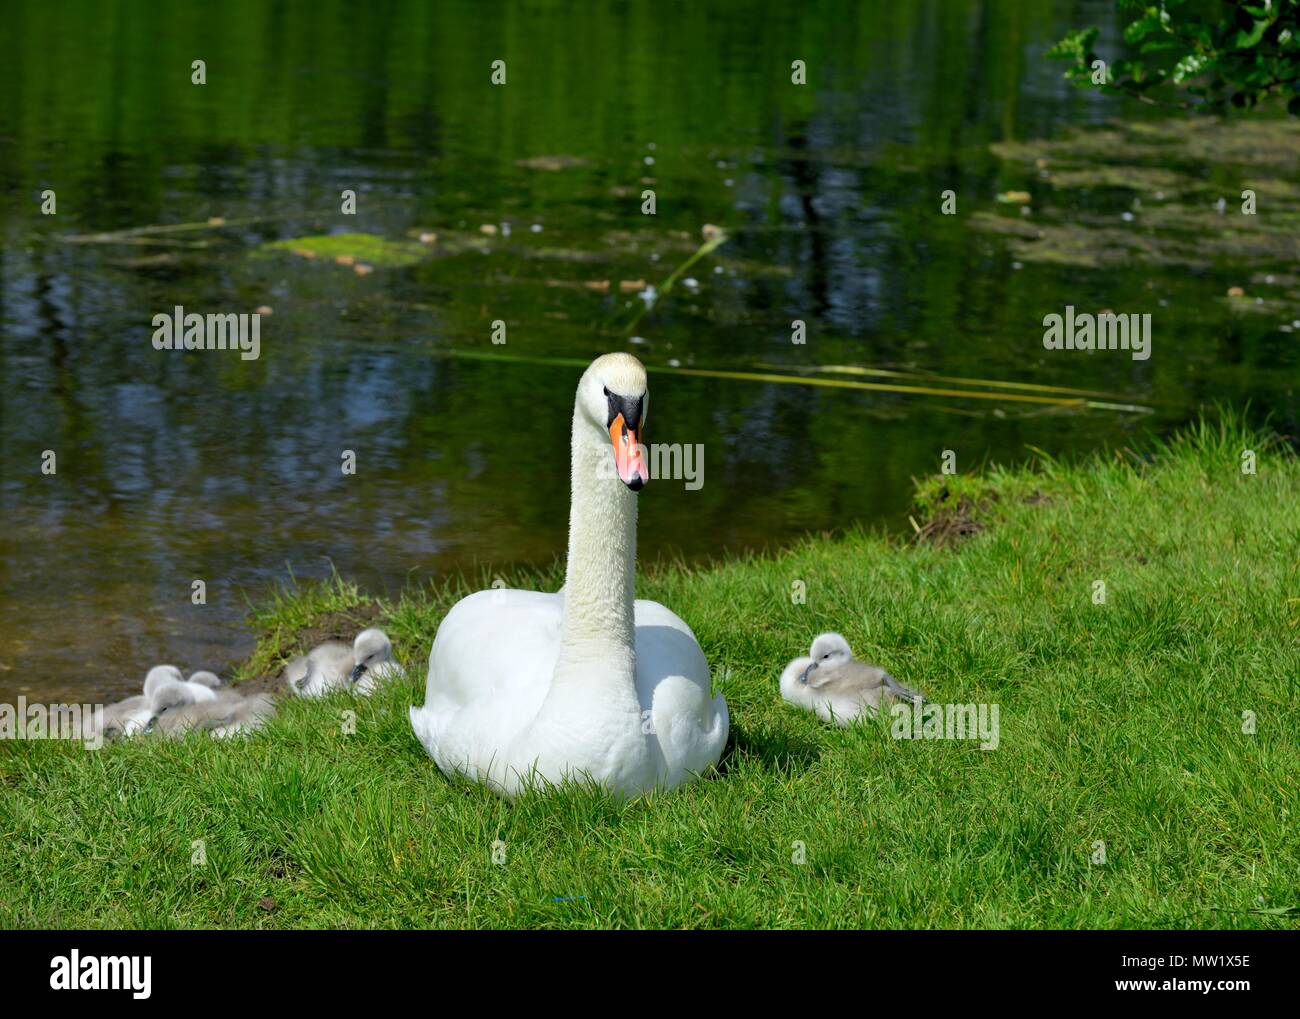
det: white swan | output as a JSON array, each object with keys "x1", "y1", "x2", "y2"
[
  {"x1": 410, "y1": 352, "x2": 729, "y2": 799},
  {"x1": 146, "y1": 679, "x2": 208, "y2": 737}
]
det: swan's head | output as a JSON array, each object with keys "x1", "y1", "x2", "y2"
[
  {"x1": 350, "y1": 628, "x2": 393, "y2": 683},
  {"x1": 579, "y1": 352, "x2": 648, "y2": 491},
  {"x1": 143, "y1": 665, "x2": 185, "y2": 698},
  {"x1": 802, "y1": 632, "x2": 853, "y2": 682}
]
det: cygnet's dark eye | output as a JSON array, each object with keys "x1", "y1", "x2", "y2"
[{"x1": 823, "y1": 653, "x2": 831, "y2": 659}]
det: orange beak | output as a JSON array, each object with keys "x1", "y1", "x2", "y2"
[{"x1": 608, "y1": 413, "x2": 646, "y2": 490}]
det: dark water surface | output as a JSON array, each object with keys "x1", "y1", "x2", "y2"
[{"x1": 1, "y1": 0, "x2": 1296, "y2": 701}]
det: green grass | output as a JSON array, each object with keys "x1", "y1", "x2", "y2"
[{"x1": 2, "y1": 416, "x2": 1298, "y2": 929}]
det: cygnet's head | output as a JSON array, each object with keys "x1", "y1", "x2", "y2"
[
  {"x1": 802, "y1": 633, "x2": 853, "y2": 683},
  {"x1": 188, "y1": 670, "x2": 222, "y2": 689},
  {"x1": 143, "y1": 665, "x2": 185, "y2": 698},
  {"x1": 577, "y1": 352, "x2": 649, "y2": 491},
  {"x1": 349, "y1": 628, "x2": 393, "y2": 683}
]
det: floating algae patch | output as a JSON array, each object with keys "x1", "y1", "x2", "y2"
[
  {"x1": 969, "y1": 215, "x2": 1165, "y2": 269},
  {"x1": 1044, "y1": 164, "x2": 1199, "y2": 195},
  {"x1": 254, "y1": 232, "x2": 429, "y2": 268},
  {"x1": 515, "y1": 154, "x2": 588, "y2": 171},
  {"x1": 981, "y1": 116, "x2": 1300, "y2": 273},
  {"x1": 402, "y1": 228, "x2": 495, "y2": 254},
  {"x1": 992, "y1": 117, "x2": 1300, "y2": 178},
  {"x1": 971, "y1": 209, "x2": 1300, "y2": 270}
]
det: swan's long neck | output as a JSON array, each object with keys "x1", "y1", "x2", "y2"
[{"x1": 550, "y1": 407, "x2": 638, "y2": 694}]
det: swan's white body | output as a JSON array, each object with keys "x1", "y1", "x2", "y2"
[
  {"x1": 410, "y1": 353, "x2": 728, "y2": 799},
  {"x1": 779, "y1": 654, "x2": 872, "y2": 725},
  {"x1": 413, "y1": 589, "x2": 727, "y2": 797}
]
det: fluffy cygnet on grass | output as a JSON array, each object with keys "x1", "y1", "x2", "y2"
[
  {"x1": 285, "y1": 629, "x2": 401, "y2": 697},
  {"x1": 148, "y1": 680, "x2": 275, "y2": 739},
  {"x1": 348, "y1": 628, "x2": 402, "y2": 695},
  {"x1": 92, "y1": 666, "x2": 209, "y2": 740},
  {"x1": 780, "y1": 632, "x2": 923, "y2": 727},
  {"x1": 283, "y1": 642, "x2": 355, "y2": 697},
  {"x1": 144, "y1": 665, "x2": 218, "y2": 703}
]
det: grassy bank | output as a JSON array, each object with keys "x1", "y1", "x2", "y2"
[{"x1": 2, "y1": 417, "x2": 1297, "y2": 929}]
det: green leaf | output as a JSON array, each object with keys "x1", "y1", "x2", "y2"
[
  {"x1": 1047, "y1": 27, "x2": 1099, "y2": 63},
  {"x1": 1232, "y1": 19, "x2": 1272, "y2": 50},
  {"x1": 1139, "y1": 38, "x2": 1185, "y2": 53},
  {"x1": 1172, "y1": 53, "x2": 1210, "y2": 82},
  {"x1": 1124, "y1": 10, "x2": 1169, "y2": 45}
]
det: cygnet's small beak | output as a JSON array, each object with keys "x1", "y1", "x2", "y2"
[
  {"x1": 800, "y1": 661, "x2": 818, "y2": 684},
  {"x1": 608, "y1": 413, "x2": 646, "y2": 491},
  {"x1": 349, "y1": 662, "x2": 368, "y2": 684}
]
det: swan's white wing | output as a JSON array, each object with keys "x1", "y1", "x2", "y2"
[
  {"x1": 634, "y1": 600, "x2": 729, "y2": 786},
  {"x1": 412, "y1": 589, "x2": 562, "y2": 782}
]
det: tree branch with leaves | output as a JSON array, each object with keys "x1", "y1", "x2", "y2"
[{"x1": 1049, "y1": 0, "x2": 1300, "y2": 114}]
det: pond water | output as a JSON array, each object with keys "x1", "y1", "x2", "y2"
[{"x1": 1, "y1": 0, "x2": 1296, "y2": 702}]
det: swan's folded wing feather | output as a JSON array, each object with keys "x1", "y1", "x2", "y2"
[
  {"x1": 416, "y1": 589, "x2": 563, "y2": 778},
  {"x1": 634, "y1": 600, "x2": 728, "y2": 781},
  {"x1": 424, "y1": 589, "x2": 562, "y2": 706}
]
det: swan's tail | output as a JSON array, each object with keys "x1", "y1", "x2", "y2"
[{"x1": 409, "y1": 704, "x2": 439, "y2": 759}]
